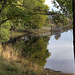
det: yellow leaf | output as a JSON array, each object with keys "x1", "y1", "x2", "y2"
[{"x1": 17, "y1": 1, "x2": 22, "y2": 5}]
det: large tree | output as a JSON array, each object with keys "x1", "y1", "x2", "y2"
[
  {"x1": 0, "y1": 0, "x2": 49, "y2": 42},
  {"x1": 0, "y1": 0, "x2": 49, "y2": 26}
]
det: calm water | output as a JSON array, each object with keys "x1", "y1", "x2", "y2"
[
  {"x1": 7, "y1": 26, "x2": 74, "y2": 74},
  {"x1": 44, "y1": 30, "x2": 75, "y2": 74}
]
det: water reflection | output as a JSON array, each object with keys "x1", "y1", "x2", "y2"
[
  {"x1": 50, "y1": 24, "x2": 73, "y2": 40},
  {"x1": 3, "y1": 24, "x2": 74, "y2": 73},
  {"x1": 44, "y1": 30, "x2": 75, "y2": 74},
  {"x1": 6, "y1": 36, "x2": 50, "y2": 67}
]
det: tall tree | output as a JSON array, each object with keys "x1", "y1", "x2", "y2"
[{"x1": 0, "y1": 0, "x2": 49, "y2": 42}]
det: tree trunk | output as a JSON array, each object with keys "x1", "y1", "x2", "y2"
[{"x1": 73, "y1": 0, "x2": 75, "y2": 60}]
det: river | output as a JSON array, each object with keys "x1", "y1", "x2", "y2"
[
  {"x1": 44, "y1": 30, "x2": 75, "y2": 74},
  {"x1": 5, "y1": 25, "x2": 74, "y2": 74}
]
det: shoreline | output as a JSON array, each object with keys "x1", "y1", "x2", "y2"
[{"x1": 0, "y1": 27, "x2": 74, "y2": 75}]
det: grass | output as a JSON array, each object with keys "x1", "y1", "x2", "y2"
[
  {"x1": 0, "y1": 57, "x2": 73, "y2": 75},
  {"x1": 0, "y1": 34, "x2": 74, "y2": 75},
  {"x1": 0, "y1": 56, "x2": 43, "y2": 75}
]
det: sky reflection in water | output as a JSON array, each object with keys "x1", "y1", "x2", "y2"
[{"x1": 44, "y1": 30, "x2": 75, "y2": 74}]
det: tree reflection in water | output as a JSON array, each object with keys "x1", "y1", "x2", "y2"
[{"x1": 13, "y1": 36, "x2": 51, "y2": 67}]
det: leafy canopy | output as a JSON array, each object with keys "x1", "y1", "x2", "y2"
[
  {"x1": 52, "y1": 0, "x2": 72, "y2": 14},
  {"x1": 0, "y1": 0, "x2": 49, "y2": 42}
]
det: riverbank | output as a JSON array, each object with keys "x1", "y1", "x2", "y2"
[
  {"x1": 0, "y1": 57, "x2": 73, "y2": 75},
  {"x1": 0, "y1": 38, "x2": 73, "y2": 75},
  {"x1": 0, "y1": 25, "x2": 73, "y2": 75},
  {"x1": 10, "y1": 27, "x2": 51, "y2": 38},
  {"x1": 10, "y1": 23, "x2": 73, "y2": 39}
]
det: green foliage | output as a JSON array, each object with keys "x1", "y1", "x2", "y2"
[
  {"x1": 53, "y1": 14, "x2": 68, "y2": 25},
  {"x1": 0, "y1": 0, "x2": 49, "y2": 27},
  {"x1": 24, "y1": 14, "x2": 47, "y2": 29},
  {"x1": 0, "y1": 20, "x2": 11, "y2": 42},
  {"x1": 0, "y1": 28, "x2": 10, "y2": 42},
  {"x1": 52, "y1": 0, "x2": 72, "y2": 15},
  {"x1": 52, "y1": 0, "x2": 73, "y2": 25},
  {"x1": 0, "y1": 0, "x2": 49, "y2": 42},
  {"x1": 26, "y1": 38, "x2": 50, "y2": 66},
  {"x1": 13, "y1": 37, "x2": 50, "y2": 67}
]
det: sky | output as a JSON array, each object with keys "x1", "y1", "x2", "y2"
[{"x1": 44, "y1": 0, "x2": 60, "y2": 11}]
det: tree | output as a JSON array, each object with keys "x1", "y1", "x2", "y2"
[
  {"x1": 0, "y1": 0, "x2": 49, "y2": 42},
  {"x1": 0, "y1": 0, "x2": 49, "y2": 27},
  {"x1": 50, "y1": 0, "x2": 73, "y2": 26},
  {"x1": 0, "y1": 0, "x2": 30, "y2": 42},
  {"x1": 13, "y1": 37, "x2": 50, "y2": 67},
  {"x1": 52, "y1": 0, "x2": 72, "y2": 15},
  {"x1": 24, "y1": 14, "x2": 48, "y2": 29},
  {"x1": 53, "y1": 14, "x2": 68, "y2": 25}
]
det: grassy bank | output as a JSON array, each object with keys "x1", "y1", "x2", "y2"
[
  {"x1": 0, "y1": 57, "x2": 72, "y2": 75},
  {"x1": 0, "y1": 44, "x2": 73, "y2": 75}
]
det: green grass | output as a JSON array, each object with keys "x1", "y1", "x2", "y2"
[{"x1": 0, "y1": 43, "x2": 73, "y2": 75}]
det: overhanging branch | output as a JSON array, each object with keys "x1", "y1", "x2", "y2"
[{"x1": 0, "y1": 17, "x2": 12, "y2": 27}]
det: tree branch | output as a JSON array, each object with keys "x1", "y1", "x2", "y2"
[
  {"x1": 11, "y1": 4, "x2": 30, "y2": 10},
  {"x1": 0, "y1": 17, "x2": 12, "y2": 27},
  {"x1": 56, "y1": 0, "x2": 67, "y2": 6}
]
